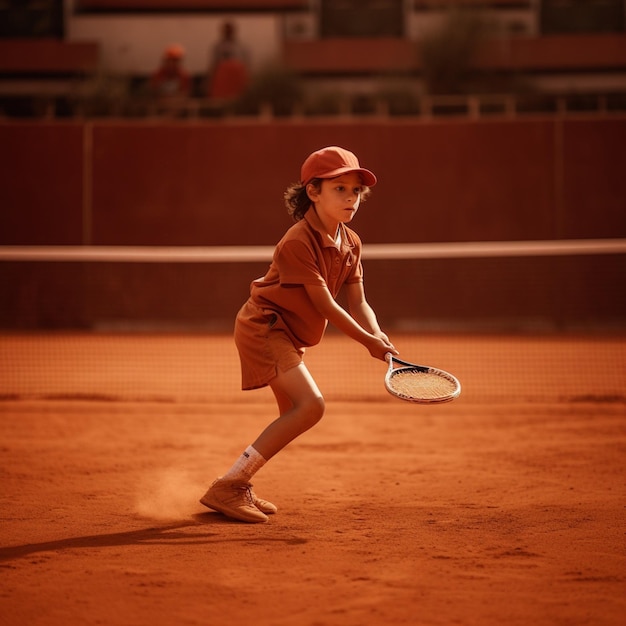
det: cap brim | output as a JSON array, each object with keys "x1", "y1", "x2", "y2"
[{"x1": 319, "y1": 167, "x2": 377, "y2": 187}]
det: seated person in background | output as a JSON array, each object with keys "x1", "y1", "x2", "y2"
[
  {"x1": 150, "y1": 44, "x2": 191, "y2": 102},
  {"x1": 207, "y1": 21, "x2": 249, "y2": 100}
]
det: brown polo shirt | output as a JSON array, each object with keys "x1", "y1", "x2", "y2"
[{"x1": 248, "y1": 208, "x2": 364, "y2": 348}]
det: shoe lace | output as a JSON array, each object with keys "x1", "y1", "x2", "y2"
[{"x1": 235, "y1": 483, "x2": 255, "y2": 506}]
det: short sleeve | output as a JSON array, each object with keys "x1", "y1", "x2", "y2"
[{"x1": 275, "y1": 239, "x2": 326, "y2": 287}]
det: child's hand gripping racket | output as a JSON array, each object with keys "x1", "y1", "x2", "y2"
[{"x1": 384, "y1": 354, "x2": 461, "y2": 404}]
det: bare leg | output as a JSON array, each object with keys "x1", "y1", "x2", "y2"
[
  {"x1": 252, "y1": 362, "x2": 325, "y2": 461},
  {"x1": 199, "y1": 363, "x2": 324, "y2": 522}
]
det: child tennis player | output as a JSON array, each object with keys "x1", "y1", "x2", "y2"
[{"x1": 200, "y1": 146, "x2": 397, "y2": 522}]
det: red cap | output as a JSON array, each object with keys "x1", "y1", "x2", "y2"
[
  {"x1": 164, "y1": 44, "x2": 185, "y2": 60},
  {"x1": 300, "y1": 146, "x2": 377, "y2": 187}
]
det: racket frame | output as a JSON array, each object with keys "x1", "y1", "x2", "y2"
[{"x1": 384, "y1": 354, "x2": 461, "y2": 404}]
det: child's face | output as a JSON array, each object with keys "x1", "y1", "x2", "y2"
[{"x1": 308, "y1": 172, "x2": 364, "y2": 233}]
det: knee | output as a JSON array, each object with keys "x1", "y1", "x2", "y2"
[{"x1": 301, "y1": 394, "x2": 325, "y2": 429}]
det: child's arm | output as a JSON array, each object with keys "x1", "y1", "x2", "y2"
[
  {"x1": 344, "y1": 281, "x2": 389, "y2": 338},
  {"x1": 304, "y1": 283, "x2": 396, "y2": 360}
]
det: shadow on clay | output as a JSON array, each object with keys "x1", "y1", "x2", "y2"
[{"x1": 0, "y1": 513, "x2": 307, "y2": 563}]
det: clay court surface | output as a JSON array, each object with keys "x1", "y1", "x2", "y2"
[{"x1": 1, "y1": 333, "x2": 625, "y2": 626}]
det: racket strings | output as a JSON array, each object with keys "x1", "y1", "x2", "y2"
[{"x1": 388, "y1": 370, "x2": 457, "y2": 400}]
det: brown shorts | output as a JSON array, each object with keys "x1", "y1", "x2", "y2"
[{"x1": 234, "y1": 301, "x2": 305, "y2": 390}]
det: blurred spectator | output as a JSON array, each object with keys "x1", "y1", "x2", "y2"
[
  {"x1": 207, "y1": 22, "x2": 250, "y2": 100},
  {"x1": 150, "y1": 44, "x2": 191, "y2": 103}
]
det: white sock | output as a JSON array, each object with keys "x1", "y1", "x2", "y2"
[{"x1": 221, "y1": 445, "x2": 266, "y2": 482}]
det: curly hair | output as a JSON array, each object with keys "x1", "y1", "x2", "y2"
[{"x1": 284, "y1": 178, "x2": 372, "y2": 222}]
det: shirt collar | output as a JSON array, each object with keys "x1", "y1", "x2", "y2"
[{"x1": 304, "y1": 208, "x2": 354, "y2": 251}]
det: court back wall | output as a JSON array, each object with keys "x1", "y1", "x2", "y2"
[
  {"x1": 2, "y1": 117, "x2": 625, "y2": 246},
  {"x1": 2, "y1": 117, "x2": 625, "y2": 330}
]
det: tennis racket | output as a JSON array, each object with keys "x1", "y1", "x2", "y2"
[{"x1": 384, "y1": 354, "x2": 461, "y2": 404}]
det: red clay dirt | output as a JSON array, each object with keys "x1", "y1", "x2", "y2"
[{"x1": 1, "y1": 334, "x2": 624, "y2": 626}]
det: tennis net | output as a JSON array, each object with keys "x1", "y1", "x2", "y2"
[{"x1": 1, "y1": 240, "x2": 625, "y2": 404}]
